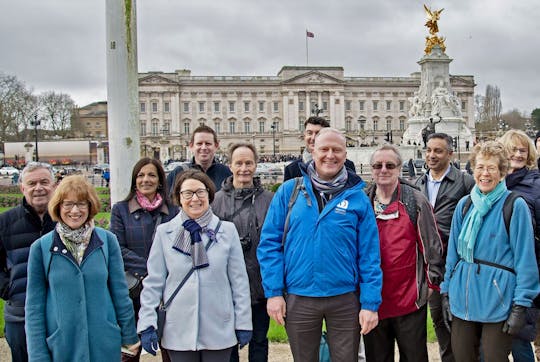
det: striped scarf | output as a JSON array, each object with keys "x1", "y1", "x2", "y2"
[
  {"x1": 173, "y1": 209, "x2": 217, "y2": 269},
  {"x1": 307, "y1": 161, "x2": 348, "y2": 206}
]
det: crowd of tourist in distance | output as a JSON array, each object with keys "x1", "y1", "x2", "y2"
[{"x1": 2, "y1": 117, "x2": 540, "y2": 362}]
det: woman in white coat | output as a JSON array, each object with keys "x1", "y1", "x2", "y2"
[{"x1": 137, "y1": 169, "x2": 252, "y2": 362}]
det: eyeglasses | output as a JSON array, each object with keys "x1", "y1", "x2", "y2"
[
  {"x1": 474, "y1": 165, "x2": 499, "y2": 174},
  {"x1": 61, "y1": 201, "x2": 89, "y2": 210},
  {"x1": 511, "y1": 147, "x2": 528, "y2": 155},
  {"x1": 180, "y1": 188, "x2": 209, "y2": 200},
  {"x1": 371, "y1": 162, "x2": 398, "y2": 170}
]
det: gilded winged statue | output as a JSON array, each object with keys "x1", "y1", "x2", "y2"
[{"x1": 424, "y1": 4, "x2": 444, "y2": 35}]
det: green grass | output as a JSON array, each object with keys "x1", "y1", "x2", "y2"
[{"x1": 266, "y1": 311, "x2": 437, "y2": 343}]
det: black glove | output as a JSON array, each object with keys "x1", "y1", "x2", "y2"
[
  {"x1": 441, "y1": 293, "x2": 452, "y2": 332},
  {"x1": 502, "y1": 304, "x2": 527, "y2": 336}
]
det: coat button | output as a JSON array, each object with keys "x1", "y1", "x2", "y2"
[
  {"x1": 62, "y1": 249, "x2": 67, "y2": 254},
  {"x1": 53, "y1": 246, "x2": 59, "y2": 252}
]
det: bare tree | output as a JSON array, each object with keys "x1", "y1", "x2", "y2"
[
  {"x1": 483, "y1": 85, "x2": 502, "y2": 123},
  {"x1": 39, "y1": 91, "x2": 75, "y2": 136},
  {"x1": 0, "y1": 73, "x2": 37, "y2": 142}
]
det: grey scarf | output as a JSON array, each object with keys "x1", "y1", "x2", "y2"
[{"x1": 173, "y1": 209, "x2": 217, "y2": 269}]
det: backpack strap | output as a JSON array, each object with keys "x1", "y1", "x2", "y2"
[
  {"x1": 281, "y1": 177, "x2": 304, "y2": 247},
  {"x1": 461, "y1": 192, "x2": 522, "y2": 274},
  {"x1": 462, "y1": 192, "x2": 521, "y2": 234}
]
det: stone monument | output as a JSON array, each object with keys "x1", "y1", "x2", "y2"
[{"x1": 401, "y1": 5, "x2": 473, "y2": 149}]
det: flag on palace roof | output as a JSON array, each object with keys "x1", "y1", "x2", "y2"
[{"x1": 306, "y1": 30, "x2": 314, "y2": 38}]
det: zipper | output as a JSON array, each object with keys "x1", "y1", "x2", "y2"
[
  {"x1": 465, "y1": 264, "x2": 471, "y2": 320},
  {"x1": 493, "y1": 279, "x2": 507, "y2": 309}
]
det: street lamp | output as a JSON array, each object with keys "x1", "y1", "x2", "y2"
[
  {"x1": 270, "y1": 122, "x2": 277, "y2": 159},
  {"x1": 30, "y1": 115, "x2": 40, "y2": 161}
]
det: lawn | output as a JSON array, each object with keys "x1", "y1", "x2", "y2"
[{"x1": 266, "y1": 312, "x2": 436, "y2": 343}]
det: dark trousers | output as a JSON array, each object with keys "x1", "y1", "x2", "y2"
[
  {"x1": 230, "y1": 300, "x2": 270, "y2": 362},
  {"x1": 5, "y1": 321, "x2": 28, "y2": 362},
  {"x1": 429, "y1": 290, "x2": 455, "y2": 362},
  {"x1": 285, "y1": 292, "x2": 360, "y2": 362},
  {"x1": 364, "y1": 305, "x2": 428, "y2": 362},
  {"x1": 451, "y1": 316, "x2": 512, "y2": 362},
  {"x1": 167, "y1": 347, "x2": 233, "y2": 362}
]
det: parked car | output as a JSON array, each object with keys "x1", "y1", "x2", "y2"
[
  {"x1": 402, "y1": 159, "x2": 426, "y2": 176},
  {"x1": 165, "y1": 162, "x2": 187, "y2": 173},
  {"x1": 0, "y1": 166, "x2": 20, "y2": 176},
  {"x1": 93, "y1": 163, "x2": 110, "y2": 174}
]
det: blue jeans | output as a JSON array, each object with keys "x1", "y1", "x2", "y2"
[
  {"x1": 512, "y1": 337, "x2": 535, "y2": 362},
  {"x1": 5, "y1": 321, "x2": 28, "y2": 362},
  {"x1": 230, "y1": 300, "x2": 270, "y2": 362}
]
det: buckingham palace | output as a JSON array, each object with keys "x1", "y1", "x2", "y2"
[{"x1": 137, "y1": 66, "x2": 475, "y2": 161}]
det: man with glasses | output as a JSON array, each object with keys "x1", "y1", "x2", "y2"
[
  {"x1": 364, "y1": 144, "x2": 443, "y2": 362},
  {"x1": 259, "y1": 128, "x2": 382, "y2": 361},
  {"x1": 414, "y1": 133, "x2": 474, "y2": 362},
  {"x1": 166, "y1": 125, "x2": 231, "y2": 193},
  {"x1": 0, "y1": 162, "x2": 57, "y2": 362},
  {"x1": 284, "y1": 116, "x2": 356, "y2": 181}
]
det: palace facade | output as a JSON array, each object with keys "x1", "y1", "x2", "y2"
[{"x1": 138, "y1": 66, "x2": 475, "y2": 161}]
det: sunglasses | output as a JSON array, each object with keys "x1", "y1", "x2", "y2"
[{"x1": 371, "y1": 162, "x2": 398, "y2": 170}]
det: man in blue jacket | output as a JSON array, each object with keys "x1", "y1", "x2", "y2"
[{"x1": 258, "y1": 128, "x2": 382, "y2": 361}]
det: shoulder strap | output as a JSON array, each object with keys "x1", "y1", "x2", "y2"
[
  {"x1": 160, "y1": 220, "x2": 222, "y2": 310},
  {"x1": 462, "y1": 192, "x2": 520, "y2": 235},
  {"x1": 502, "y1": 192, "x2": 521, "y2": 234},
  {"x1": 281, "y1": 177, "x2": 303, "y2": 247},
  {"x1": 462, "y1": 195, "x2": 473, "y2": 220}
]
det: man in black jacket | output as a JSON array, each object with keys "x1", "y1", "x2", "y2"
[
  {"x1": 166, "y1": 125, "x2": 231, "y2": 194},
  {"x1": 0, "y1": 162, "x2": 56, "y2": 362},
  {"x1": 415, "y1": 133, "x2": 474, "y2": 362},
  {"x1": 284, "y1": 117, "x2": 356, "y2": 181}
]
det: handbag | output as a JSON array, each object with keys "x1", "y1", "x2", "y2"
[{"x1": 155, "y1": 220, "x2": 222, "y2": 340}]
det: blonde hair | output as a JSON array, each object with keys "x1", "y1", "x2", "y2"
[
  {"x1": 499, "y1": 129, "x2": 538, "y2": 170},
  {"x1": 48, "y1": 175, "x2": 101, "y2": 222}
]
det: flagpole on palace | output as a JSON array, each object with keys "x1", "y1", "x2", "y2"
[{"x1": 306, "y1": 29, "x2": 309, "y2": 65}]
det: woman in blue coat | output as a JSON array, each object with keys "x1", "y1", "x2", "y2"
[
  {"x1": 25, "y1": 175, "x2": 139, "y2": 362},
  {"x1": 440, "y1": 141, "x2": 540, "y2": 362}
]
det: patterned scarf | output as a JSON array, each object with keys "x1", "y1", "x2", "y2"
[
  {"x1": 136, "y1": 190, "x2": 163, "y2": 211},
  {"x1": 173, "y1": 208, "x2": 217, "y2": 269},
  {"x1": 307, "y1": 161, "x2": 348, "y2": 206},
  {"x1": 56, "y1": 219, "x2": 94, "y2": 264},
  {"x1": 458, "y1": 181, "x2": 507, "y2": 262}
]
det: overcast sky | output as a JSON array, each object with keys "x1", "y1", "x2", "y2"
[{"x1": 1, "y1": 0, "x2": 538, "y2": 114}]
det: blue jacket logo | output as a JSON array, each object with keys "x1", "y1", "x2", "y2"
[{"x1": 335, "y1": 200, "x2": 349, "y2": 214}]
